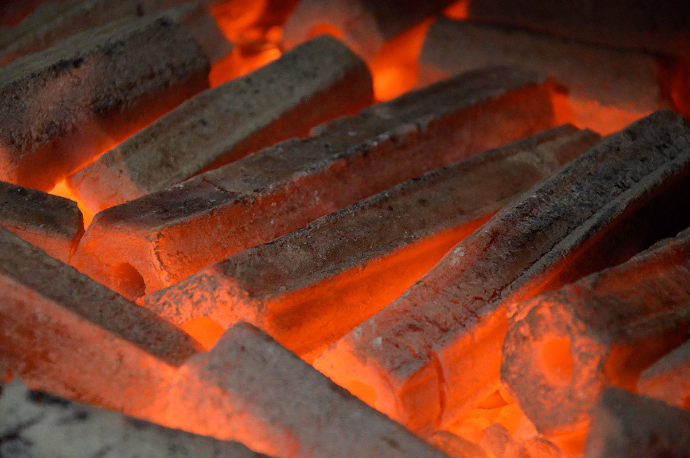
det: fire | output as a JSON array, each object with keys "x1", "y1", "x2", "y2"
[
  {"x1": 446, "y1": 392, "x2": 531, "y2": 445},
  {"x1": 550, "y1": 88, "x2": 579, "y2": 127},
  {"x1": 47, "y1": 115, "x2": 186, "y2": 227},
  {"x1": 209, "y1": 0, "x2": 268, "y2": 41},
  {"x1": 539, "y1": 336, "x2": 574, "y2": 386},
  {"x1": 208, "y1": 0, "x2": 284, "y2": 86},
  {"x1": 210, "y1": 44, "x2": 282, "y2": 87},
  {"x1": 307, "y1": 23, "x2": 344, "y2": 41},
  {"x1": 369, "y1": 19, "x2": 432, "y2": 101},
  {"x1": 49, "y1": 179, "x2": 95, "y2": 228},
  {"x1": 444, "y1": 0, "x2": 470, "y2": 19},
  {"x1": 658, "y1": 57, "x2": 690, "y2": 120},
  {"x1": 181, "y1": 316, "x2": 225, "y2": 351}
]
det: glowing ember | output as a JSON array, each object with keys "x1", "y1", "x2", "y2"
[
  {"x1": 0, "y1": 180, "x2": 83, "y2": 263},
  {"x1": 210, "y1": 44, "x2": 282, "y2": 87},
  {"x1": 71, "y1": 67, "x2": 554, "y2": 298},
  {"x1": 209, "y1": 0, "x2": 269, "y2": 43},
  {"x1": 444, "y1": 0, "x2": 470, "y2": 19},
  {"x1": 502, "y1": 227, "x2": 690, "y2": 437},
  {"x1": 314, "y1": 110, "x2": 690, "y2": 436},
  {"x1": 417, "y1": 17, "x2": 665, "y2": 135},
  {"x1": 370, "y1": 19, "x2": 432, "y2": 101},
  {"x1": 70, "y1": 35, "x2": 372, "y2": 213},
  {"x1": 49, "y1": 180, "x2": 95, "y2": 228},
  {"x1": 1, "y1": 1, "x2": 689, "y2": 456},
  {"x1": 0, "y1": 226, "x2": 200, "y2": 418},
  {"x1": 208, "y1": 0, "x2": 286, "y2": 86},
  {"x1": 181, "y1": 316, "x2": 225, "y2": 351},
  {"x1": 140, "y1": 125, "x2": 595, "y2": 362},
  {"x1": 163, "y1": 322, "x2": 450, "y2": 458},
  {"x1": 0, "y1": 15, "x2": 209, "y2": 192}
]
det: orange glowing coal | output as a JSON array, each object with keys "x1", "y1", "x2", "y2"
[
  {"x1": 19, "y1": 5, "x2": 684, "y2": 458},
  {"x1": 210, "y1": 43, "x2": 282, "y2": 87},
  {"x1": 444, "y1": 0, "x2": 470, "y2": 20},
  {"x1": 369, "y1": 19, "x2": 433, "y2": 101},
  {"x1": 47, "y1": 119, "x2": 162, "y2": 227},
  {"x1": 445, "y1": 388, "x2": 532, "y2": 445},
  {"x1": 181, "y1": 316, "x2": 225, "y2": 351},
  {"x1": 208, "y1": 0, "x2": 286, "y2": 86},
  {"x1": 49, "y1": 179, "x2": 95, "y2": 228},
  {"x1": 210, "y1": 0, "x2": 269, "y2": 41}
]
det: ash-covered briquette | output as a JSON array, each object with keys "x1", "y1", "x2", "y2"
[
  {"x1": 164, "y1": 322, "x2": 451, "y2": 458},
  {"x1": 158, "y1": 2, "x2": 234, "y2": 64},
  {"x1": 418, "y1": 18, "x2": 665, "y2": 133},
  {"x1": 0, "y1": 380, "x2": 269, "y2": 458},
  {"x1": 142, "y1": 125, "x2": 598, "y2": 361},
  {"x1": 282, "y1": 0, "x2": 456, "y2": 60},
  {"x1": 68, "y1": 35, "x2": 373, "y2": 212},
  {"x1": 501, "y1": 227, "x2": 690, "y2": 436},
  {"x1": 71, "y1": 66, "x2": 557, "y2": 299},
  {"x1": 638, "y1": 333, "x2": 690, "y2": 409},
  {"x1": 0, "y1": 226, "x2": 202, "y2": 416},
  {"x1": 314, "y1": 110, "x2": 690, "y2": 436},
  {"x1": 0, "y1": 14, "x2": 209, "y2": 191},
  {"x1": 0, "y1": 180, "x2": 83, "y2": 263},
  {"x1": 466, "y1": 0, "x2": 690, "y2": 59},
  {"x1": 584, "y1": 388, "x2": 690, "y2": 458},
  {"x1": 0, "y1": 0, "x2": 232, "y2": 67}
]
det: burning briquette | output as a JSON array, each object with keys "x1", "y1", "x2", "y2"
[
  {"x1": 0, "y1": 14, "x2": 209, "y2": 191},
  {"x1": 72, "y1": 66, "x2": 557, "y2": 299},
  {"x1": 418, "y1": 18, "x2": 665, "y2": 133},
  {"x1": 501, "y1": 227, "x2": 690, "y2": 435},
  {"x1": 584, "y1": 388, "x2": 690, "y2": 458},
  {"x1": 0, "y1": 229, "x2": 451, "y2": 458},
  {"x1": 0, "y1": 0, "x2": 232, "y2": 67},
  {"x1": 0, "y1": 380, "x2": 269, "y2": 458},
  {"x1": 164, "y1": 322, "x2": 451, "y2": 458},
  {"x1": 0, "y1": 226, "x2": 202, "y2": 417},
  {"x1": 142, "y1": 125, "x2": 598, "y2": 360},
  {"x1": 282, "y1": 0, "x2": 456, "y2": 60},
  {"x1": 68, "y1": 35, "x2": 374, "y2": 212},
  {"x1": 314, "y1": 110, "x2": 690, "y2": 435},
  {"x1": 0, "y1": 180, "x2": 83, "y2": 263}
]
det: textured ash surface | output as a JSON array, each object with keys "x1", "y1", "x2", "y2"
[
  {"x1": 0, "y1": 225, "x2": 203, "y2": 419},
  {"x1": 72, "y1": 66, "x2": 555, "y2": 296},
  {"x1": 69, "y1": 34, "x2": 372, "y2": 210},
  {"x1": 418, "y1": 18, "x2": 662, "y2": 130},
  {"x1": 314, "y1": 110, "x2": 690, "y2": 433},
  {"x1": 141, "y1": 125, "x2": 598, "y2": 359},
  {"x1": 0, "y1": 180, "x2": 83, "y2": 263},
  {"x1": 0, "y1": 226, "x2": 200, "y2": 367},
  {"x1": 501, "y1": 225, "x2": 690, "y2": 434},
  {"x1": 213, "y1": 126, "x2": 596, "y2": 297},
  {"x1": 0, "y1": 0, "x2": 229, "y2": 67},
  {"x1": 0, "y1": 14, "x2": 209, "y2": 190},
  {"x1": 0, "y1": 380, "x2": 269, "y2": 458},
  {"x1": 166, "y1": 322, "x2": 450, "y2": 458}
]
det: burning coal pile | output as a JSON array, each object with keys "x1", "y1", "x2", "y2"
[{"x1": 0, "y1": 0, "x2": 690, "y2": 457}]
